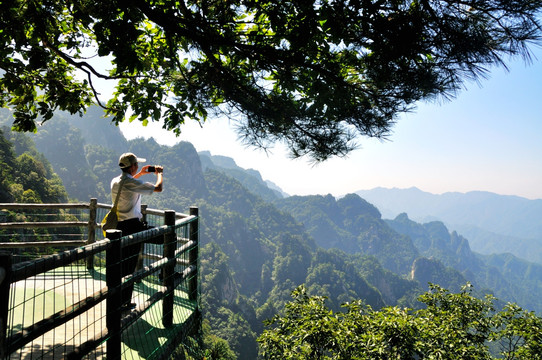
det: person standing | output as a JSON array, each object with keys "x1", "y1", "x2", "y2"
[{"x1": 110, "y1": 152, "x2": 163, "y2": 309}]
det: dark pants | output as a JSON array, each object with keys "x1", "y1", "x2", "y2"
[{"x1": 116, "y1": 218, "x2": 148, "y2": 306}]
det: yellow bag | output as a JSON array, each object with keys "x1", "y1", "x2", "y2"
[
  {"x1": 101, "y1": 178, "x2": 126, "y2": 237},
  {"x1": 101, "y1": 208, "x2": 119, "y2": 236}
]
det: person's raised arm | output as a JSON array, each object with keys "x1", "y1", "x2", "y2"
[
  {"x1": 154, "y1": 167, "x2": 163, "y2": 192},
  {"x1": 134, "y1": 165, "x2": 163, "y2": 192}
]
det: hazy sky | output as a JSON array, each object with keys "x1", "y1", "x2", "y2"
[{"x1": 120, "y1": 48, "x2": 542, "y2": 200}]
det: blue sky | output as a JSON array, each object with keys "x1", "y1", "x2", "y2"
[{"x1": 120, "y1": 47, "x2": 542, "y2": 200}]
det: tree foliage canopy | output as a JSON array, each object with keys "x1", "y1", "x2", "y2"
[
  {"x1": 1, "y1": 0, "x2": 541, "y2": 160},
  {"x1": 258, "y1": 283, "x2": 542, "y2": 359}
]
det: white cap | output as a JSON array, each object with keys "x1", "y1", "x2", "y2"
[{"x1": 118, "y1": 152, "x2": 146, "y2": 168}]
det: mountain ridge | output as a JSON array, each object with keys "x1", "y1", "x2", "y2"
[{"x1": 356, "y1": 186, "x2": 542, "y2": 263}]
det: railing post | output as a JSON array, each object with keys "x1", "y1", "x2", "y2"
[
  {"x1": 87, "y1": 198, "x2": 97, "y2": 269},
  {"x1": 162, "y1": 210, "x2": 176, "y2": 328},
  {"x1": 0, "y1": 252, "x2": 12, "y2": 360},
  {"x1": 188, "y1": 206, "x2": 199, "y2": 302},
  {"x1": 106, "y1": 230, "x2": 122, "y2": 360},
  {"x1": 135, "y1": 204, "x2": 148, "y2": 274},
  {"x1": 141, "y1": 204, "x2": 148, "y2": 224}
]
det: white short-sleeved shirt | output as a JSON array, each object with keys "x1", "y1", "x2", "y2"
[{"x1": 111, "y1": 173, "x2": 155, "y2": 221}]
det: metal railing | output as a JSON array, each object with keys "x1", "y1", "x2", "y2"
[{"x1": 0, "y1": 201, "x2": 200, "y2": 359}]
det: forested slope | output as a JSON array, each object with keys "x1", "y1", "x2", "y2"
[{"x1": 0, "y1": 126, "x2": 68, "y2": 204}]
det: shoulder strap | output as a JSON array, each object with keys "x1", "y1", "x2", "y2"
[{"x1": 112, "y1": 178, "x2": 127, "y2": 210}]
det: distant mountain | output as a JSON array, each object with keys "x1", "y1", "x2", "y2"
[
  {"x1": 274, "y1": 194, "x2": 542, "y2": 311},
  {"x1": 264, "y1": 179, "x2": 289, "y2": 198},
  {"x1": 386, "y1": 213, "x2": 542, "y2": 310},
  {"x1": 386, "y1": 213, "x2": 480, "y2": 273},
  {"x1": 62, "y1": 106, "x2": 128, "y2": 154},
  {"x1": 199, "y1": 151, "x2": 285, "y2": 201},
  {"x1": 274, "y1": 193, "x2": 419, "y2": 275},
  {"x1": 356, "y1": 187, "x2": 542, "y2": 263}
]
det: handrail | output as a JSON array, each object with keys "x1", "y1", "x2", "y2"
[
  {"x1": 0, "y1": 199, "x2": 190, "y2": 256},
  {"x1": 0, "y1": 203, "x2": 90, "y2": 209},
  {"x1": 0, "y1": 221, "x2": 89, "y2": 229},
  {"x1": 11, "y1": 239, "x2": 110, "y2": 283}
]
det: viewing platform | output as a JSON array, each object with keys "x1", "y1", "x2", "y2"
[{"x1": 0, "y1": 200, "x2": 201, "y2": 359}]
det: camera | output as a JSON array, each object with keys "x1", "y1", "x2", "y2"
[{"x1": 147, "y1": 166, "x2": 156, "y2": 173}]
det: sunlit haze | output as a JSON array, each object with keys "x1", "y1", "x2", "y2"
[{"x1": 120, "y1": 48, "x2": 542, "y2": 200}]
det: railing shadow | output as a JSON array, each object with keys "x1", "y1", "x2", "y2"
[{"x1": 122, "y1": 315, "x2": 185, "y2": 358}]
